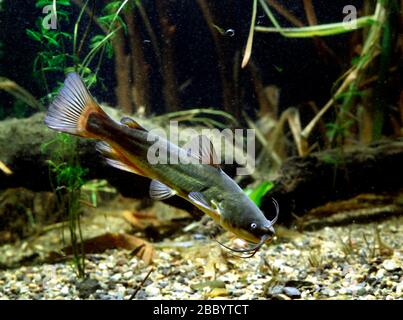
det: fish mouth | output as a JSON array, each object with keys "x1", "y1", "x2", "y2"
[
  {"x1": 216, "y1": 198, "x2": 280, "y2": 258},
  {"x1": 216, "y1": 234, "x2": 272, "y2": 258}
]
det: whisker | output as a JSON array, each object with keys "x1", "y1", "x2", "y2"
[{"x1": 215, "y1": 234, "x2": 271, "y2": 258}]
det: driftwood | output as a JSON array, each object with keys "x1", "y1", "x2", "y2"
[
  {"x1": 1, "y1": 112, "x2": 402, "y2": 223},
  {"x1": 261, "y1": 138, "x2": 403, "y2": 224}
]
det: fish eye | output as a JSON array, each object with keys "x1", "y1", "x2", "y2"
[{"x1": 250, "y1": 222, "x2": 257, "y2": 230}]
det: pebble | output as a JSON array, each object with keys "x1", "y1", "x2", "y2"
[
  {"x1": 0, "y1": 212, "x2": 401, "y2": 300},
  {"x1": 99, "y1": 263, "x2": 107, "y2": 270},
  {"x1": 268, "y1": 285, "x2": 283, "y2": 295},
  {"x1": 396, "y1": 281, "x2": 403, "y2": 296},
  {"x1": 283, "y1": 287, "x2": 301, "y2": 299},
  {"x1": 123, "y1": 271, "x2": 133, "y2": 280},
  {"x1": 382, "y1": 259, "x2": 399, "y2": 272},
  {"x1": 60, "y1": 286, "x2": 69, "y2": 295},
  {"x1": 110, "y1": 274, "x2": 122, "y2": 282},
  {"x1": 76, "y1": 278, "x2": 101, "y2": 298},
  {"x1": 145, "y1": 286, "x2": 160, "y2": 297}
]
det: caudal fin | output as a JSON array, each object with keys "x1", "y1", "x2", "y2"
[{"x1": 44, "y1": 72, "x2": 107, "y2": 138}]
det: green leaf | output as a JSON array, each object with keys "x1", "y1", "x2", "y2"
[
  {"x1": 244, "y1": 181, "x2": 274, "y2": 207},
  {"x1": 43, "y1": 34, "x2": 60, "y2": 47},
  {"x1": 36, "y1": 0, "x2": 71, "y2": 9},
  {"x1": 104, "y1": 1, "x2": 123, "y2": 13},
  {"x1": 26, "y1": 29, "x2": 43, "y2": 42}
]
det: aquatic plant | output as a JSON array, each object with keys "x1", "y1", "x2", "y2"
[
  {"x1": 307, "y1": 248, "x2": 323, "y2": 270},
  {"x1": 81, "y1": 179, "x2": 116, "y2": 207},
  {"x1": 27, "y1": 0, "x2": 127, "y2": 99},
  {"x1": 28, "y1": 0, "x2": 130, "y2": 278},
  {"x1": 362, "y1": 226, "x2": 394, "y2": 261},
  {"x1": 337, "y1": 228, "x2": 356, "y2": 261},
  {"x1": 247, "y1": 0, "x2": 399, "y2": 163},
  {"x1": 244, "y1": 181, "x2": 274, "y2": 207},
  {"x1": 41, "y1": 133, "x2": 88, "y2": 277}
]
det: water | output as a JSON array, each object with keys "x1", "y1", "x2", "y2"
[{"x1": 0, "y1": 0, "x2": 401, "y2": 301}]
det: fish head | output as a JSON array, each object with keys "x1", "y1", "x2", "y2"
[{"x1": 217, "y1": 193, "x2": 278, "y2": 244}]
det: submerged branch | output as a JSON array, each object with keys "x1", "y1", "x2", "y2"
[{"x1": 0, "y1": 78, "x2": 44, "y2": 111}]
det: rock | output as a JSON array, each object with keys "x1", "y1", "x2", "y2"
[
  {"x1": 123, "y1": 271, "x2": 133, "y2": 280},
  {"x1": 33, "y1": 274, "x2": 42, "y2": 283},
  {"x1": 283, "y1": 287, "x2": 301, "y2": 299},
  {"x1": 267, "y1": 285, "x2": 283, "y2": 296},
  {"x1": 356, "y1": 287, "x2": 366, "y2": 296},
  {"x1": 396, "y1": 281, "x2": 403, "y2": 296},
  {"x1": 60, "y1": 286, "x2": 69, "y2": 296},
  {"x1": 375, "y1": 269, "x2": 386, "y2": 280},
  {"x1": 382, "y1": 259, "x2": 399, "y2": 272},
  {"x1": 145, "y1": 285, "x2": 160, "y2": 296},
  {"x1": 99, "y1": 263, "x2": 107, "y2": 270},
  {"x1": 110, "y1": 273, "x2": 122, "y2": 282},
  {"x1": 321, "y1": 288, "x2": 336, "y2": 297},
  {"x1": 135, "y1": 290, "x2": 147, "y2": 300},
  {"x1": 76, "y1": 278, "x2": 101, "y2": 299}
]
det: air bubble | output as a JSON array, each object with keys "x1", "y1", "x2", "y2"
[{"x1": 225, "y1": 29, "x2": 235, "y2": 37}]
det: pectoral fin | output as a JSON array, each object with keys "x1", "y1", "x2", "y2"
[
  {"x1": 188, "y1": 192, "x2": 222, "y2": 222},
  {"x1": 187, "y1": 192, "x2": 212, "y2": 211},
  {"x1": 150, "y1": 179, "x2": 176, "y2": 200}
]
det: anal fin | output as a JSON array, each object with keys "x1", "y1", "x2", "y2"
[{"x1": 96, "y1": 141, "x2": 144, "y2": 176}]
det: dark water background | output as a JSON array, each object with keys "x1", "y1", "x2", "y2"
[{"x1": 0, "y1": 0, "x2": 364, "y2": 119}]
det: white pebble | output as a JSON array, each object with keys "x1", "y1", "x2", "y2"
[
  {"x1": 123, "y1": 271, "x2": 133, "y2": 280},
  {"x1": 145, "y1": 286, "x2": 160, "y2": 296},
  {"x1": 382, "y1": 259, "x2": 399, "y2": 271},
  {"x1": 99, "y1": 263, "x2": 107, "y2": 270},
  {"x1": 111, "y1": 274, "x2": 122, "y2": 282},
  {"x1": 60, "y1": 286, "x2": 69, "y2": 295},
  {"x1": 396, "y1": 281, "x2": 403, "y2": 296}
]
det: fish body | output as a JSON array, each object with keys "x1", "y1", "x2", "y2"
[{"x1": 45, "y1": 73, "x2": 278, "y2": 245}]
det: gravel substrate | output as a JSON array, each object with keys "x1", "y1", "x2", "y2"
[{"x1": 0, "y1": 213, "x2": 401, "y2": 300}]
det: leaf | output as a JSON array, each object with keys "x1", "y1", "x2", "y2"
[
  {"x1": 207, "y1": 288, "x2": 229, "y2": 298},
  {"x1": 191, "y1": 280, "x2": 226, "y2": 291},
  {"x1": 43, "y1": 34, "x2": 60, "y2": 47},
  {"x1": 122, "y1": 210, "x2": 161, "y2": 230},
  {"x1": 36, "y1": 0, "x2": 71, "y2": 8},
  {"x1": 104, "y1": 1, "x2": 123, "y2": 13},
  {"x1": 26, "y1": 29, "x2": 42, "y2": 42},
  {"x1": 241, "y1": 0, "x2": 257, "y2": 68},
  {"x1": 244, "y1": 181, "x2": 274, "y2": 207},
  {"x1": 56, "y1": 232, "x2": 155, "y2": 265}
]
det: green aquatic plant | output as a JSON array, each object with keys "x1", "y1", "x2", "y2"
[
  {"x1": 27, "y1": 0, "x2": 128, "y2": 98},
  {"x1": 41, "y1": 133, "x2": 88, "y2": 277},
  {"x1": 30, "y1": 0, "x2": 129, "y2": 278},
  {"x1": 81, "y1": 179, "x2": 116, "y2": 207},
  {"x1": 256, "y1": 5, "x2": 376, "y2": 37},
  {"x1": 244, "y1": 181, "x2": 274, "y2": 207},
  {"x1": 251, "y1": 0, "x2": 395, "y2": 155}
]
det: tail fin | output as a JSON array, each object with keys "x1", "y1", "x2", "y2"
[{"x1": 44, "y1": 72, "x2": 107, "y2": 138}]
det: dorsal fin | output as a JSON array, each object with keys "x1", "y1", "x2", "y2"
[
  {"x1": 183, "y1": 135, "x2": 220, "y2": 168},
  {"x1": 120, "y1": 117, "x2": 147, "y2": 131}
]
